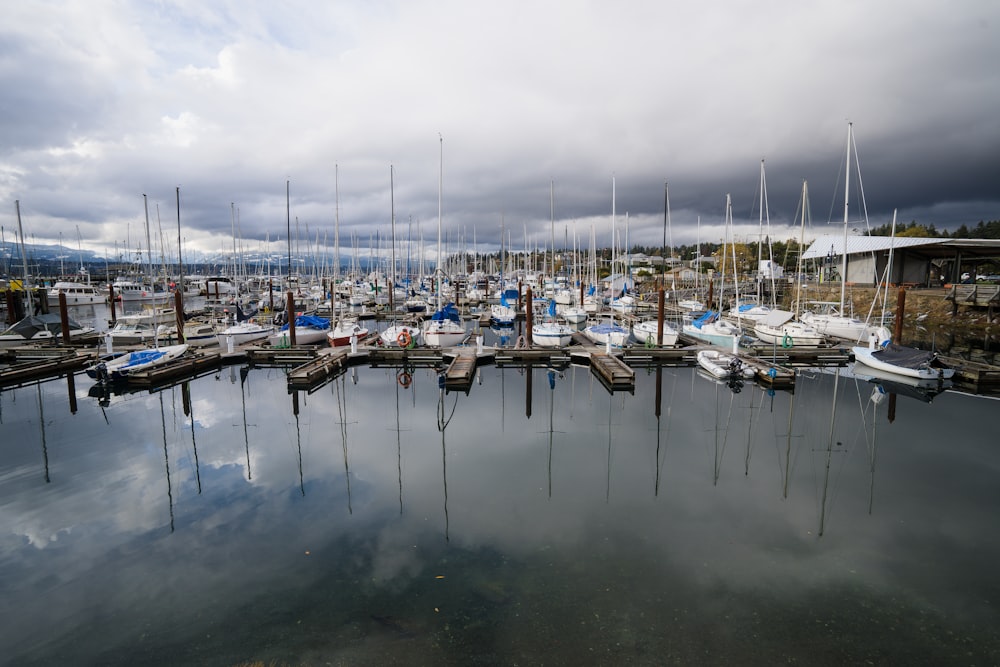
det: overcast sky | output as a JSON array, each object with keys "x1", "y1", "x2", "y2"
[{"x1": 2, "y1": 1, "x2": 998, "y2": 263}]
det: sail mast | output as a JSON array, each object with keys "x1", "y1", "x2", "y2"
[{"x1": 840, "y1": 123, "x2": 852, "y2": 312}]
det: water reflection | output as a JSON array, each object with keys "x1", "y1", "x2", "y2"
[{"x1": 1, "y1": 361, "x2": 999, "y2": 664}]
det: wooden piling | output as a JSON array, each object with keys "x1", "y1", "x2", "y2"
[
  {"x1": 58, "y1": 292, "x2": 70, "y2": 343},
  {"x1": 174, "y1": 289, "x2": 185, "y2": 343},
  {"x1": 526, "y1": 286, "x2": 534, "y2": 346},
  {"x1": 108, "y1": 283, "x2": 117, "y2": 323},
  {"x1": 286, "y1": 291, "x2": 296, "y2": 346}
]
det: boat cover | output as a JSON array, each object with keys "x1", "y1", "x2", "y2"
[
  {"x1": 122, "y1": 350, "x2": 166, "y2": 368},
  {"x1": 691, "y1": 310, "x2": 717, "y2": 329},
  {"x1": 431, "y1": 303, "x2": 461, "y2": 323},
  {"x1": 871, "y1": 343, "x2": 936, "y2": 369},
  {"x1": 2, "y1": 314, "x2": 83, "y2": 338},
  {"x1": 278, "y1": 314, "x2": 330, "y2": 332}
]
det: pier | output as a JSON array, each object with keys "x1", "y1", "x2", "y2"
[{"x1": 2, "y1": 336, "x2": 999, "y2": 397}]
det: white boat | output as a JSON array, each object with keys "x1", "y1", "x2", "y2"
[
  {"x1": 47, "y1": 281, "x2": 106, "y2": 306},
  {"x1": 677, "y1": 299, "x2": 705, "y2": 312},
  {"x1": 696, "y1": 349, "x2": 755, "y2": 380},
  {"x1": 682, "y1": 311, "x2": 743, "y2": 348},
  {"x1": 609, "y1": 294, "x2": 637, "y2": 314},
  {"x1": 113, "y1": 278, "x2": 171, "y2": 303},
  {"x1": 381, "y1": 323, "x2": 422, "y2": 348},
  {"x1": 108, "y1": 318, "x2": 160, "y2": 345},
  {"x1": 0, "y1": 314, "x2": 96, "y2": 348},
  {"x1": 800, "y1": 303, "x2": 890, "y2": 345},
  {"x1": 327, "y1": 319, "x2": 371, "y2": 347},
  {"x1": 559, "y1": 305, "x2": 588, "y2": 325},
  {"x1": 86, "y1": 344, "x2": 189, "y2": 382},
  {"x1": 753, "y1": 310, "x2": 825, "y2": 347},
  {"x1": 632, "y1": 319, "x2": 680, "y2": 347},
  {"x1": 423, "y1": 303, "x2": 467, "y2": 347},
  {"x1": 582, "y1": 321, "x2": 631, "y2": 347},
  {"x1": 422, "y1": 138, "x2": 468, "y2": 350},
  {"x1": 269, "y1": 314, "x2": 331, "y2": 347},
  {"x1": 532, "y1": 320, "x2": 574, "y2": 347},
  {"x1": 180, "y1": 321, "x2": 223, "y2": 347},
  {"x1": 490, "y1": 302, "x2": 517, "y2": 325},
  {"x1": 851, "y1": 342, "x2": 954, "y2": 381},
  {"x1": 216, "y1": 321, "x2": 273, "y2": 347}
]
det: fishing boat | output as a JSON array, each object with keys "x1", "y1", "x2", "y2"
[
  {"x1": 86, "y1": 344, "x2": 189, "y2": 383},
  {"x1": 46, "y1": 281, "x2": 106, "y2": 306},
  {"x1": 696, "y1": 349, "x2": 755, "y2": 380},
  {"x1": 0, "y1": 314, "x2": 96, "y2": 348},
  {"x1": 851, "y1": 341, "x2": 954, "y2": 381}
]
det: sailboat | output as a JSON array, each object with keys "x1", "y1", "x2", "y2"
[
  {"x1": 799, "y1": 123, "x2": 890, "y2": 345},
  {"x1": 422, "y1": 135, "x2": 467, "y2": 348},
  {"x1": 754, "y1": 180, "x2": 826, "y2": 347},
  {"x1": 532, "y1": 299, "x2": 574, "y2": 347},
  {"x1": 682, "y1": 195, "x2": 744, "y2": 348},
  {"x1": 632, "y1": 181, "x2": 680, "y2": 347},
  {"x1": 583, "y1": 177, "x2": 631, "y2": 347}
]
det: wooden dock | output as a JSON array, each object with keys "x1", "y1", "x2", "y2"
[
  {"x1": 0, "y1": 350, "x2": 92, "y2": 388},
  {"x1": 128, "y1": 351, "x2": 223, "y2": 386},
  {"x1": 286, "y1": 347, "x2": 361, "y2": 392},
  {"x1": 590, "y1": 352, "x2": 636, "y2": 392},
  {"x1": 443, "y1": 349, "x2": 479, "y2": 392},
  {"x1": 940, "y1": 355, "x2": 1000, "y2": 391}
]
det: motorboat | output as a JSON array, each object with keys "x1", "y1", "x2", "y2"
[
  {"x1": 47, "y1": 281, "x2": 106, "y2": 306},
  {"x1": 696, "y1": 349, "x2": 755, "y2": 380}
]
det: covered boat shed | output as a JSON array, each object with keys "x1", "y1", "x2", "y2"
[{"x1": 802, "y1": 235, "x2": 1000, "y2": 287}]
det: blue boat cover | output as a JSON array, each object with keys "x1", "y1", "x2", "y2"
[
  {"x1": 691, "y1": 310, "x2": 717, "y2": 329},
  {"x1": 279, "y1": 314, "x2": 330, "y2": 332},
  {"x1": 122, "y1": 349, "x2": 165, "y2": 368},
  {"x1": 431, "y1": 303, "x2": 461, "y2": 323}
]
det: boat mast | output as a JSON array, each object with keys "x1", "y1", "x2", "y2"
[
  {"x1": 390, "y1": 164, "x2": 396, "y2": 315},
  {"x1": 15, "y1": 200, "x2": 33, "y2": 313},
  {"x1": 176, "y1": 186, "x2": 183, "y2": 289},
  {"x1": 840, "y1": 123, "x2": 852, "y2": 312},
  {"x1": 143, "y1": 194, "x2": 153, "y2": 286},
  {"x1": 437, "y1": 134, "x2": 443, "y2": 301}
]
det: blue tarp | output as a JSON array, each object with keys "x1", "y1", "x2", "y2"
[
  {"x1": 279, "y1": 314, "x2": 330, "y2": 332},
  {"x1": 691, "y1": 310, "x2": 717, "y2": 329},
  {"x1": 431, "y1": 303, "x2": 461, "y2": 323}
]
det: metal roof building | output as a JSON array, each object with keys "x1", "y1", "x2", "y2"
[{"x1": 802, "y1": 235, "x2": 1000, "y2": 285}]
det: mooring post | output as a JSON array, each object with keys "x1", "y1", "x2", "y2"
[
  {"x1": 893, "y1": 286, "x2": 906, "y2": 345},
  {"x1": 174, "y1": 289, "x2": 185, "y2": 344},
  {"x1": 58, "y1": 292, "x2": 70, "y2": 344},
  {"x1": 526, "y1": 286, "x2": 534, "y2": 346},
  {"x1": 108, "y1": 283, "x2": 117, "y2": 324},
  {"x1": 286, "y1": 291, "x2": 296, "y2": 346},
  {"x1": 656, "y1": 287, "x2": 665, "y2": 347}
]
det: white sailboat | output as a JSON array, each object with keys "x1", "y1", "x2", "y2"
[
  {"x1": 584, "y1": 177, "x2": 630, "y2": 347},
  {"x1": 799, "y1": 123, "x2": 890, "y2": 345},
  {"x1": 755, "y1": 180, "x2": 826, "y2": 346},
  {"x1": 633, "y1": 181, "x2": 680, "y2": 347},
  {"x1": 422, "y1": 135, "x2": 467, "y2": 348}
]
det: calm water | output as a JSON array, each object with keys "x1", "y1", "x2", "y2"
[{"x1": 1, "y1": 346, "x2": 999, "y2": 666}]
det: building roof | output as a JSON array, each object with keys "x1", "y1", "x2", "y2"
[{"x1": 803, "y1": 235, "x2": 1000, "y2": 260}]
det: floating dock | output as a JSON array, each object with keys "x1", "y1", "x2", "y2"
[{"x1": 589, "y1": 352, "x2": 636, "y2": 392}]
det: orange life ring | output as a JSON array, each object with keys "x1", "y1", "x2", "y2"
[
  {"x1": 397, "y1": 330, "x2": 412, "y2": 348},
  {"x1": 397, "y1": 371, "x2": 412, "y2": 388}
]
